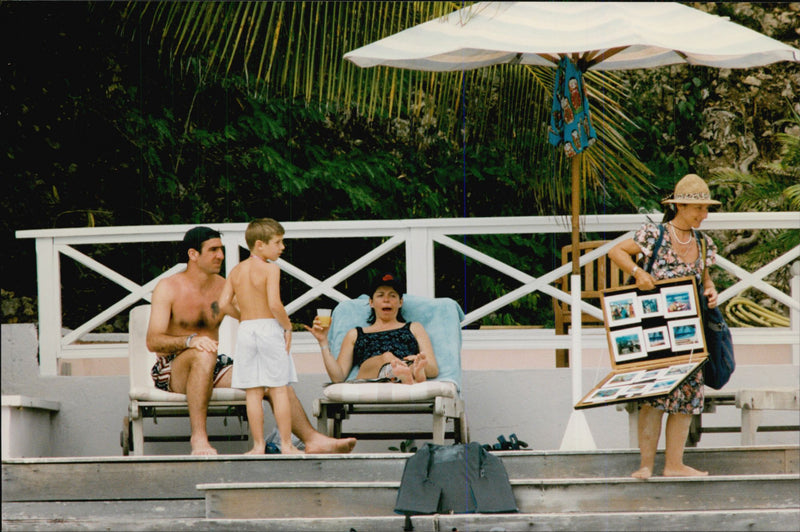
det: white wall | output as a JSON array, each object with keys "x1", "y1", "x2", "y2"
[{"x1": 2, "y1": 324, "x2": 797, "y2": 457}]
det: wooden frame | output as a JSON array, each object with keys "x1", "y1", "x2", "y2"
[{"x1": 575, "y1": 276, "x2": 708, "y2": 409}]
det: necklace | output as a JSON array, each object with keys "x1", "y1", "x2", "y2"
[{"x1": 669, "y1": 222, "x2": 693, "y2": 245}]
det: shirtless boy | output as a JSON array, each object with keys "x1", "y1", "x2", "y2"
[
  {"x1": 146, "y1": 226, "x2": 356, "y2": 455},
  {"x1": 219, "y1": 218, "x2": 300, "y2": 455}
]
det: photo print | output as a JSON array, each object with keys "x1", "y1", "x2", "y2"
[
  {"x1": 619, "y1": 383, "x2": 650, "y2": 398},
  {"x1": 663, "y1": 362, "x2": 699, "y2": 378},
  {"x1": 668, "y1": 317, "x2": 704, "y2": 352},
  {"x1": 661, "y1": 284, "x2": 697, "y2": 319},
  {"x1": 590, "y1": 386, "x2": 624, "y2": 402},
  {"x1": 643, "y1": 326, "x2": 671, "y2": 352},
  {"x1": 609, "y1": 327, "x2": 646, "y2": 362},
  {"x1": 603, "y1": 292, "x2": 640, "y2": 327},
  {"x1": 605, "y1": 369, "x2": 643, "y2": 387},
  {"x1": 638, "y1": 293, "x2": 664, "y2": 318},
  {"x1": 649, "y1": 378, "x2": 679, "y2": 392},
  {"x1": 635, "y1": 367, "x2": 666, "y2": 382}
]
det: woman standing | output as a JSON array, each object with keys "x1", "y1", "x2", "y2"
[
  {"x1": 307, "y1": 273, "x2": 439, "y2": 384},
  {"x1": 608, "y1": 174, "x2": 720, "y2": 479}
]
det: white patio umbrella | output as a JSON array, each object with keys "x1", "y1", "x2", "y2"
[
  {"x1": 344, "y1": 1, "x2": 800, "y2": 449},
  {"x1": 345, "y1": 1, "x2": 800, "y2": 274}
]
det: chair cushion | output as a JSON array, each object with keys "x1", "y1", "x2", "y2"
[
  {"x1": 322, "y1": 380, "x2": 457, "y2": 403},
  {"x1": 130, "y1": 386, "x2": 246, "y2": 402}
]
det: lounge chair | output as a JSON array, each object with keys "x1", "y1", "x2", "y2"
[
  {"x1": 122, "y1": 304, "x2": 248, "y2": 455},
  {"x1": 312, "y1": 294, "x2": 469, "y2": 445}
]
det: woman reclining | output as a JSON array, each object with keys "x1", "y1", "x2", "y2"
[{"x1": 306, "y1": 273, "x2": 439, "y2": 384}]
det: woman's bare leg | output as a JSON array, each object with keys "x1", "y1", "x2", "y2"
[
  {"x1": 411, "y1": 353, "x2": 428, "y2": 383},
  {"x1": 632, "y1": 404, "x2": 664, "y2": 479},
  {"x1": 390, "y1": 359, "x2": 414, "y2": 384},
  {"x1": 663, "y1": 413, "x2": 708, "y2": 477}
]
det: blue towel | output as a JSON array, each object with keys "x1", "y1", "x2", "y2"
[
  {"x1": 548, "y1": 56, "x2": 596, "y2": 158},
  {"x1": 329, "y1": 294, "x2": 465, "y2": 391}
]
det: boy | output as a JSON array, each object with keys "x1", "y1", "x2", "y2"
[{"x1": 219, "y1": 218, "x2": 301, "y2": 454}]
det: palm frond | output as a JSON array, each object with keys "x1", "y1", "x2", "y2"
[{"x1": 118, "y1": 1, "x2": 652, "y2": 213}]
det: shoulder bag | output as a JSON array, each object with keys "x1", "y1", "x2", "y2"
[{"x1": 696, "y1": 232, "x2": 735, "y2": 390}]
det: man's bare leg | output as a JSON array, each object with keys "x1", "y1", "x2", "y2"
[
  {"x1": 632, "y1": 404, "x2": 663, "y2": 479},
  {"x1": 663, "y1": 413, "x2": 708, "y2": 477},
  {"x1": 171, "y1": 350, "x2": 218, "y2": 455},
  {"x1": 264, "y1": 386, "x2": 356, "y2": 454},
  {"x1": 215, "y1": 370, "x2": 355, "y2": 453}
]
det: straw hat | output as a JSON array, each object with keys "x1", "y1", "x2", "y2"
[{"x1": 661, "y1": 174, "x2": 721, "y2": 205}]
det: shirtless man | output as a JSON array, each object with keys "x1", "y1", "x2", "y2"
[{"x1": 146, "y1": 226, "x2": 357, "y2": 455}]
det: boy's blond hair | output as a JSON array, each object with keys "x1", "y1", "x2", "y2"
[{"x1": 245, "y1": 218, "x2": 285, "y2": 250}]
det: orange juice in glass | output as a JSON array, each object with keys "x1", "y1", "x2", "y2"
[{"x1": 316, "y1": 308, "x2": 332, "y2": 327}]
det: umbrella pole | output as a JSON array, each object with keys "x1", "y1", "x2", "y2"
[
  {"x1": 561, "y1": 151, "x2": 596, "y2": 450},
  {"x1": 571, "y1": 152, "x2": 581, "y2": 277},
  {"x1": 558, "y1": 153, "x2": 583, "y2": 368}
]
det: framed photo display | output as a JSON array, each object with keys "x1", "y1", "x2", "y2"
[{"x1": 576, "y1": 276, "x2": 709, "y2": 409}]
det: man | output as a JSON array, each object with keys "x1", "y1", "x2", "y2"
[{"x1": 146, "y1": 226, "x2": 356, "y2": 455}]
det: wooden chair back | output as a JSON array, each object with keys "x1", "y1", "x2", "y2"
[{"x1": 553, "y1": 240, "x2": 627, "y2": 335}]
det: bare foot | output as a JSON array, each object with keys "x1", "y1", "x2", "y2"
[
  {"x1": 663, "y1": 464, "x2": 708, "y2": 477},
  {"x1": 280, "y1": 443, "x2": 304, "y2": 455},
  {"x1": 304, "y1": 433, "x2": 357, "y2": 454},
  {"x1": 411, "y1": 353, "x2": 428, "y2": 383},
  {"x1": 631, "y1": 466, "x2": 652, "y2": 480},
  {"x1": 191, "y1": 446, "x2": 218, "y2": 456},
  {"x1": 244, "y1": 444, "x2": 266, "y2": 456},
  {"x1": 190, "y1": 437, "x2": 218, "y2": 456},
  {"x1": 390, "y1": 359, "x2": 414, "y2": 384}
]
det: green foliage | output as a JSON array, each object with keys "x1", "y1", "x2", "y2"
[
  {"x1": 707, "y1": 106, "x2": 800, "y2": 295},
  {"x1": 625, "y1": 67, "x2": 713, "y2": 201},
  {"x1": 117, "y1": 1, "x2": 654, "y2": 217},
  {"x1": 1, "y1": 290, "x2": 37, "y2": 324},
  {"x1": 388, "y1": 439, "x2": 417, "y2": 453},
  {"x1": 2, "y1": 2, "x2": 797, "y2": 329}
]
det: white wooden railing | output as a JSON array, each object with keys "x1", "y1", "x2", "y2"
[{"x1": 16, "y1": 213, "x2": 800, "y2": 376}]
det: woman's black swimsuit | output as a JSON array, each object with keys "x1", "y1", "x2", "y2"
[{"x1": 352, "y1": 322, "x2": 420, "y2": 369}]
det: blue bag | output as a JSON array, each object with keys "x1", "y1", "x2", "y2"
[
  {"x1": 699, "y1": 294, "x2": 735, "y2": 389},
  {"x1": 697, "y1": 234, "x2": 735, "y2": 389}
]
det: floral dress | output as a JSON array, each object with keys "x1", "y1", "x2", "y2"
[{"x1": 634, "y1": 222, "x2": 717, "y2": 415}]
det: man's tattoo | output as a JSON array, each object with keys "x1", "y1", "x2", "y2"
[{"x1": 211, "y1": 301, "x2": 220, "y2": 318}]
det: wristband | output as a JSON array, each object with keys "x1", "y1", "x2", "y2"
[
  {"x1": 185, "y1": 333, "x2": 197, "y2": 348},
  {"x1": 631, "y1": 266, "x2": 639, "y2": 277}
]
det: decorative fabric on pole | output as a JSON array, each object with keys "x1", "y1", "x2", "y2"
[{"x1": 548, "y1": 57, "x2": 596, "y2": 158}]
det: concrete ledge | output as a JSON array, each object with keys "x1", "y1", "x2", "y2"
[
  {"x1": 199, "y1": 474, "x2": 800, "y2": 518},
  {"x1": 736, "y1": 388, "x2": 800, "y2": 410},
  {"x1": 1, "y1": 395, "x2": 61, "y2": 412},
  {"x1": 737, "y1": 388, "x2": 800, "y2": 446},
  {"x1": 2, "y1": 395, "x2": 61, "y2": 459},
  {"x1": 4, "y1": 509, "x2": 800, "y2": 532}
]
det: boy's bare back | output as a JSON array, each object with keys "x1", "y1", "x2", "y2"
[{"x1": 227, "y1": 257, "x2": 282, "y2": 322}]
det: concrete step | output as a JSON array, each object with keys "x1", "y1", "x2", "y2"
[
  {"x1": 3, "y1": 445, "x2": 797, "y2": 502},
  {"x1": 199, "y1": 474, "x2": 800, "y2": 519},
  {"x1": 2, "y1": 509, "x2": 800, "y2": 532}
]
